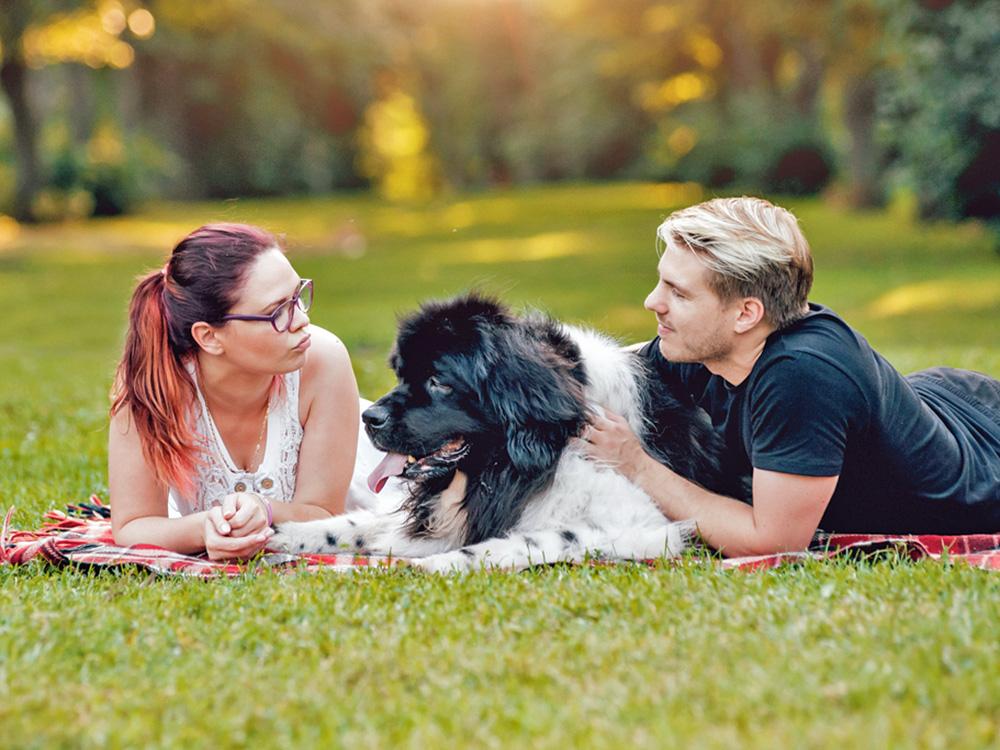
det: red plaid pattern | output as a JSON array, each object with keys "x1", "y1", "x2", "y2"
[
  {"x1": 1, "y1": 499, "x2": 406, "y2": 578},
  {"x1": 3, "y1": 497, "x2": 1000, "y2": 577}
]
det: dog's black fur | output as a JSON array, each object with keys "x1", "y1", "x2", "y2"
[{"x1": 361, "y1": 293, "x2": 748, "y2": 547}]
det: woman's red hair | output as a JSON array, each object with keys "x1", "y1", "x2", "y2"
[{"x1": 111, "y1": 223, "x2": 281, "y2": 495}]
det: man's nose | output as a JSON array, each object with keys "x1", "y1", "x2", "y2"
[{"x1": 644, "y1": 288, "x2": 665, "y2": 312}]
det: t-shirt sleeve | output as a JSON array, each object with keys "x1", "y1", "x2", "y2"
[{"x1": 749, "y1": 354, "x2": 868, "y2": 477}]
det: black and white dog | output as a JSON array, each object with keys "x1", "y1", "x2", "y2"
[{"x1": 271, "y1": 294, "x2": 746, "y2": 571}]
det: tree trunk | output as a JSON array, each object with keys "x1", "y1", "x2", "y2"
[
  {"x1": 0, "y1": 54, "x2": 40, "y2": 222},
  {"x1": 67, "y1": 64, "x2": 94, "y2": 147},
  {"x1": 842, "y1": 72, "x2": 882, "y2": 208},
  {"x1": 793, "y1": 41, "x2": 824, "y2": 120}
]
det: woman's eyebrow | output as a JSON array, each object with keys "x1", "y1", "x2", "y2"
[{"x1": 262, "y1": 279, "x2": 302, "y2": 311}]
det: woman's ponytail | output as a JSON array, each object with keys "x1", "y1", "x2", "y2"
[
  {"x1": 111, "y1": 268, "x2": 199, "y2": 495},
  {"x1": 111, "y1": 223, "x2": 281, "y2": 496}
]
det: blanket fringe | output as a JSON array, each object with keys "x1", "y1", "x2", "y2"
[{"x1": 1, "y1": 506, "x2": 15, "y2": 564}]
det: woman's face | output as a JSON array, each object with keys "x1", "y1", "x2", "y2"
[{"x1": 211, "y1": 248, "x2": 312, "y2": 374}]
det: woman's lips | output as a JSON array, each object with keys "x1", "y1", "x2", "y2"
[{"x1": 293, "y1": 335, "x2": 311, "y2": 352}]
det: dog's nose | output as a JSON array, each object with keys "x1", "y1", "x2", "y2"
[{"x1": 362, "y1": 404, "x2": 389, "y2": 431}]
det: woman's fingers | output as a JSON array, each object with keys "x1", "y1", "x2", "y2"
[
  {"x1": 228, "y1": 494, "x2": 259, "y2": 528},
  {"x1": 221, "y1": 493, "x2": 238, "y2": 520},
  {"x1": 208, "y1": 504, "x2": 231, "y2": 535},
  {"x1": 204, "y1": 522, "x2": 273, "y2": 560},
  {"x1": 228, "y1": 494, "x2": 270, "y2": 538}
]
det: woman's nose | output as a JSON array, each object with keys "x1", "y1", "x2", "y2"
[{"x1": 291, "y1": 305, "x2": 310, "y2": 331}]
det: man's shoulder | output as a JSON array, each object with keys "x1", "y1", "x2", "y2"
[
  {"x1": 751, "y1": 307, "x2": 879, "y2": 415},
  {"x1": 769, "y1": 303, "x2": 857, "y2": 347},
  {"x1": 761, "y1": 303, "x2": 873, "y2": 372}
]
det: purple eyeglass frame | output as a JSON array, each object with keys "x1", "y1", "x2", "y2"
[{"x1": 221, "y1": 278, "x2": 313, "y2": 333}]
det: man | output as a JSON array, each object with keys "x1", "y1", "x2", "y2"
[{"x1": 576, "y1": 197, "x2": 1000, "y2": 557}]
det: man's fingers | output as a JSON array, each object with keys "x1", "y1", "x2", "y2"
[{"x1": 590, "y1": 414, "x2": 616, "y2": 431}]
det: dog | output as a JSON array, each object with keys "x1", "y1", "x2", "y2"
[{"x1": 270, "y1": 294, "x2": 747, "y2": 571}]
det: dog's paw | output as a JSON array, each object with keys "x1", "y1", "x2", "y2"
[
  {"x1": 268, "y1": 520, "x2": 356, "y2": 555},
  {"x1": 267, "y1": 522, "x2": 312, "y2": 554},
  {"x1": 412, "y1": 549, "x2": 479, "y2": 574}
]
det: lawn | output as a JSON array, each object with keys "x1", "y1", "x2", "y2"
[{"x1": 1, "y1": 183, "x2": 999, "y2": 749}]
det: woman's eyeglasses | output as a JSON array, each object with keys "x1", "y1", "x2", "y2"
[{"x1": 221, "y1": 279, "x2": 313, "y2": 333}]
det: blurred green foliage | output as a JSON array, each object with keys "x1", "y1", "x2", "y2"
[
  {"x1": 879, "y1": 0, "x2": 1000, "y2": 222},
  {"x1": 0, "y1": 0, "x2": 997, "y2": 224}
]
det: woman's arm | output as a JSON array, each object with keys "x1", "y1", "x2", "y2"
[
  {"x1": 279, "y1": 325, "x2": 362, "y2": 521},
  {"x1": 109, "y1": 407, "x2": 270, "y2": 558}
]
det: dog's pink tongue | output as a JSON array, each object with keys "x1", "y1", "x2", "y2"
[{"x1": 368, "y1": 452, "x2": 409, "y2": 494}]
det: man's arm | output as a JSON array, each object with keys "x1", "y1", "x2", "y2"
[{"x1": 577, "y1": 411, "x2": 838, "y2": 557}]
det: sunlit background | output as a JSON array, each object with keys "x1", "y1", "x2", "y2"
[{"x1": 0, "y1": 0, "x2": 997, "y2": 225}]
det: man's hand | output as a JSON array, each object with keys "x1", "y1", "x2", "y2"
[{"x1": 570, "y1": 409, "x2": 652, "y2": 481}]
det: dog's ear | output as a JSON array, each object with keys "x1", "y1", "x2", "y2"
[{"x1": 484, "y1": 329, "x2": 586, "y2": 476}]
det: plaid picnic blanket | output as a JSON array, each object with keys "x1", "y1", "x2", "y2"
[
  {"x1": 3, "y1": 496, "x2": 1000, "y2": 578},
  {"x1": 1, "y1": 498, "x2": 404, "y2": 578}
]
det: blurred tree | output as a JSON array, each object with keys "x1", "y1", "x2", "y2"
[
  {"x1": 0, "y1": 0, "x2": 155, "y2": 219},
  {"x1": 880, "y1": 0, "x2": 1000, "y2": 222},
  {"x1": 0, "y1": 0, "x2": 58, "y2": 221},
  {"x1": 357, "y1": 77, "x2": 440, "y2": 201},
  {"x1": 129, "y1": 0, "x2": 377, "y2": 197},
  {"x1": 4, "y1": 0, "x2": 988, "y2": 220},
  {"x1": 356, "y1": 0, "x2": 649, "y2": 192}
]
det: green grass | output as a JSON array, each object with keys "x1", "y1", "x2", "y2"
[{"x1": 1, "y1": 183, "x2": 999, "y2": 748}]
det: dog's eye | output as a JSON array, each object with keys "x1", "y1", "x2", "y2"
[{"x1": 427, "y1": 376, "x2": 453, "y2": 395}]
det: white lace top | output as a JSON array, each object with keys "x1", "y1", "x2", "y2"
[
  {"x1": 166, "y1": 366, "x2": 394, "y2": 518},
  {"x1": 167, "y1": 368, "x2": 303, "y2": 517}
]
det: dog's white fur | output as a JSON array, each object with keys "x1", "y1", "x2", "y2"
[{"x1": 270, "y1": 325, "x2": 694, "y2": 572}]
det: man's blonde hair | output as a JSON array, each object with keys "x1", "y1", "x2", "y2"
[{"x1": 657, "y1": 196, "x2": 813, "y2": 330}]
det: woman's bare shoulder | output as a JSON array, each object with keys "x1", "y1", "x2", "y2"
[{"x1": 298, "y1": 325, "x2": 356, "y2": 401}]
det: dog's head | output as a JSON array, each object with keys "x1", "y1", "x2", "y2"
[{"x1": 364, "y1": 293, "x2": 588, "y2": 499}]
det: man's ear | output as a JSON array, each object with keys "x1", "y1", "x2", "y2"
[
  {"x1": 191, "y1": 321, "x2": 225, "y2": 355},
  {"x1": 733, "y1": 297, "x2": 767, "y2": 334}
]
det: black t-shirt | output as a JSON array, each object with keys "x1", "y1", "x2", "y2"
[{"x1": 639, "y1": 303, "x2": 1000, "y2": 533}]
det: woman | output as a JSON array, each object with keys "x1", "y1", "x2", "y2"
[{"x1": 109, "y1": 223, "x2": 381, "y2": 560}]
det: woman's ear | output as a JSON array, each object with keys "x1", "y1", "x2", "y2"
[{"x1": 191, "y1": 321, "x2": 225, "y2": 355}]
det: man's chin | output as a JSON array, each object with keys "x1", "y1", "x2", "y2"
[{"x1": 659, "y1": 339, "x2": 692, "y2": 364}]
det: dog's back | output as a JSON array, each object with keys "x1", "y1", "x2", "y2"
[
  {"x1": 559, "y1": 323, "x2": 647, "y2": 433},
  {"x1": 563, "y1": 322, "x2": 747, "y2": 502}
]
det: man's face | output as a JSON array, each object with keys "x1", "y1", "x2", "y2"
[{"x1": 644, "y1": 241, "x2": 739, "y2": 365}]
